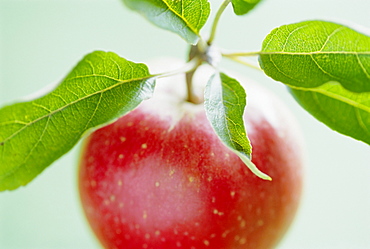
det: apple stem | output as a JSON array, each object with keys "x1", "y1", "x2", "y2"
[{"x1": 185, "y1": 66, "x2": 203, "y2": 104}]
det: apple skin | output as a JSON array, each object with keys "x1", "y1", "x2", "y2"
[{"x1": 78, "y1": 60, "x2": 304, "y2": 249}]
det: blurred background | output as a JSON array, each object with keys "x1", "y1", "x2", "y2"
[{"x1": 1, "y1": 0, "x2": 369, "y2": 248}]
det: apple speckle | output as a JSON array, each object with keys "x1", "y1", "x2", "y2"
[
  {"x1": 222, "y1": 230, "x2": 230, "y2": 238},
  {"x1": 204, "y1": 240, "x2": 210, "y2": 246},
  {"x1": 141, "y1": 143, "x2": 148, "y2": 149},
  {"x1": 120, "y1": 136, "x2": 126, "y2": 142},
  {"x1": 169, "y1": 169, "x2": 175, "y2": 176},
  {"x1": 256, "y1": 207, "x2": 262, "y2": 215},
  {"x1": 118, "y1": 154, "x2": 124, "y2": 159},
  {"x1": 240, "y1": 219, "x2": 246, "y2": 228},
  {"x1": 90, "y1": 180, "x2": 97, "y2": 187},
  {"x1": 239, "y1": 237, "x2": 247, "y2": 245},
  {"x1": 110, "y1": 195, "x2": 116, "y2": 202},
  {"x1": 155, "y1": 181, "x2": 160, "y2": 187},
  {"x1": 257, "y1": 220, "x2": 264, "y2": 226}
]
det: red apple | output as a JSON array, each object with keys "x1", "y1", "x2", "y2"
[{"x1": 78, "y1": 59, "x2": 304, "y2": 249}]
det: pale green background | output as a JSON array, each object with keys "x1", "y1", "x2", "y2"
[{"x1": 1, "y1": 0, "x2": 369, "y2": 248}]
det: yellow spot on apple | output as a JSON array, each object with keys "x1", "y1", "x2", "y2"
[
  {"x1": 141, "y1": 143, "x2": 147, "y2": 149},
  {"x1": 257, "y1": 219, "x2": 264, "y2": 226},
  {"x1": 155, "y1": 181, "x2": 160, "y2": 187},
  {"x1": 143, "y1": 211, "x2": 147, "y2": 219},
  {"x1": 118, "y1": 154, "x2": 124, "y2": 159},
  {"x1": 118, "y1": 180, "x2": 122, "y2": 186},
  {"x1": 120, "y1": 136, "x2": 126, "y2": 142},
  {"x1": 110, "y1": 195, "x2": 116, "y2": 202},
  {"x1": 127, "y1": 122, "x2": 133, "y2": 127},
  {"x1": 189, "y1": 176, "x2": 194, "y2": 182},
  {"x1": 240, "y1": 220, "x2": 246, "y2": 228},
  {"x1": 145, "y1": 233, "x2": 150, "y2": 239},
  {"x1": 230, "y1": 191, "x2": 236, "y2": 197},
  {"x1": 239, "y1": 237, "x2": 247, "y2": 245},
  {"x1": 204, "y1": 240, "x2": 210, "y2": 246},
  {"x1": 222, "y1": 230, "x2": 230, "y2": 238},
  {"x1": 155, "y1": 230, "x2": 161, "y2": 236}
]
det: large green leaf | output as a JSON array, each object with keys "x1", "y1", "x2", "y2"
[
  {"x1": 204, "y1": 72, "x2": 271, "y2": 180},
  {"x1": 290, "y1": 82, "x2": 370, "y2": 145},
  {"x1": 122, "y1": 0, "x2": 210, "y2": 45},
  {"x1": 259, "y1": 20, "x2": 370, "y2": 93},
  {"x1": 0, "y1": 51, "x2": 155, "y2": 191},
  {"x1": 231, "y1": 0, "x2": 262, "y2": 15}
]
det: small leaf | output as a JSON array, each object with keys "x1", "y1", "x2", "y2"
[
  {"x1": 0, "y1": 51, "x2": 155, "y2": 191},
  {"x1": 122, "y1": 0, "x2": 210, "y2": 45},
  {"x1": 231, "y1": 0, "x2": 262, "y2": 15},
  {"x1": 290, "y1": 82, "x2": 370, "y2": 145},
  {"x1": 259, "y1": 20, "x2": 370, "y2": 93},
  {"x1": 204, "y1": 72, "x2": 271, "y2": 180}
]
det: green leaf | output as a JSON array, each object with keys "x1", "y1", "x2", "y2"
[
  {"x1": 122, "y1": 0, "x2": 210, "y2": 45},
  {"x1": 231, "y1": 0, "x2": 262, "y2": 15},
  {"x1": 259, "y1": 20, "x2": 370, "y2": 93},
  {"x1": 0, "y1": 51, "x2": 155, "y2": 191},
  {"x1": 290, "y1": 82, "x2": 370, "y2": 145},
  {"x1": 204, "y1": 72, "x2": 271, "y2": 180}
]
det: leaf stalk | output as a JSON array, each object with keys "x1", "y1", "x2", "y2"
[{"x1": 207, "y1": 0, "x2": 231, "y2": 45}]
